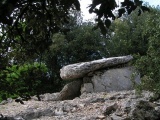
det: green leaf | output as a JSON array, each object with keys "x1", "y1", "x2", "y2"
[
  {"x1": 141, "y1": 6, "x2": 150, "y2": 12},
  {"x1": 98, "y1": 20, "x2": 107, "y2": 35},
  {"x1": 105, "y1": 19, "x2": 111, "y2": 28},
  {"x1": 73, "y1": 0, "x2": 80, "y2": 11},
  {"x1": 118, "y1": 8, "x2": 126, "y2": 18}
]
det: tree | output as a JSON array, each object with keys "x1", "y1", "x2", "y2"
[
  {"x1": 43, "y1": 21, "x2": 109, "y2": 90},
  {"x1": 105, "y1": 8, "x2": 150, "y2": 57},
  {"x1": 49, "y1": 22, "x2": 108, "y2": 64},
  {"x1": 0, "y1": 0, "x2": 81, "y2": 70},
  {"x1": 0, "y1": 10, "x2": 84, "y2": 101},
  {"x1": 89, "y1": 0, "x2": 150, "y2": 35},
  {"x1": 0, "y1": 0, "x2": 150, "y2": 70},
  {"x1": 134, "y1": 7, "x2": 160, "y2": 95},
  {"x1": 0, "y1": 10, "x2": 110, "y2": 101},
  {"x1": 0, "y1": 0, "x2": 153, "y2": 100},
  {"x1": 0, "y1": 0, "x2": 150, "y2": 42}
]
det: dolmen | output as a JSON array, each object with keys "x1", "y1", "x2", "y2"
[{"x1": 58, "y1": 55, "x2": 140, "y2": 100}]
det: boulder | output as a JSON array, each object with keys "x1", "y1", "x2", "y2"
[
  {"x1": 60, "y1": 55, "x2": 133, "y2": 80},
  {"x1": 81, "y1": 66, "x2": 140, "y2": 93},
  {"x1": 81, "y1": 83, "x2": 94, "y2": 93},
  {"x1": 31, "y1": 80, "x2": 82, "y2": 101},
  {"x1": 58, "y1": 80, "x2": 82, "y2": 100}
]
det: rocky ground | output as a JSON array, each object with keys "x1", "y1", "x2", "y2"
[{"x1": 0, "y1": 90, "x2": 160, "y2": 120}]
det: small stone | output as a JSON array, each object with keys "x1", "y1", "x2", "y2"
[
  {"x1": 7, "y1": 98, "x2": 13, "y2": 103},
  {"x1": 106, "y1": 116, "x2": 112, "y2": 120},
  {"x1": 121, "y1": 100, "x2": 131, "y2": 112},
  {"x1": 79, "y1": 104, "x2": 85, "y2": 108},
  {"x1": 71, "y1": 107, "x2": 77, "y2": 112},
  {"x1": 1, "y1": 90, "x2": 160, "y2": 120},
  {"x1": 97, "y1": 115, "x2": 106, "y2": 119},
  {"x1": 111, "y1": 113, "x2": 124, "y2": 120},
  {"x1": 0, "y1": 100, "x2": 8, "y2": 105},
  {"x1": 103, "y1": 103, "x2": 118, "y2": 115},
  {"x1": 14, "y1": 116, "x2": 25, "y2": 120},
  {"x1": 54, "y1": 108, "x2": 64, "y2": 116}
]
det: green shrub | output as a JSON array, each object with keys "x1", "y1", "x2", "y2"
[
  {"x1": 0, "y1": 62, "x2": 48, "y2": 101},
  {"x1": 134, "y1": 7, "x2": 160, "y2": 95}
]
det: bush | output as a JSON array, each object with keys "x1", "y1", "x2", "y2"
[
  {"x1": 134, "y1": 7, "x2": 160, "y2": 94},
  {"x1": 0, "y1": 62, "x2": 49, "y2": 101}
]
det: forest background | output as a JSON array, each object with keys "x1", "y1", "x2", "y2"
[{"x1": 0, "y1": 0, "x2": 160, "y2": 101}]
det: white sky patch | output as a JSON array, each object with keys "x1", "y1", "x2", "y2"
[
  {"x1": 80, "y1": 0, "x2": 159, "y2": 21},
  {"x1": 79, "y1": 0, "x2": 124, "y2": 21},
  {"x1": 79, "y1": 0, "x2": 94, "y2": 21}
]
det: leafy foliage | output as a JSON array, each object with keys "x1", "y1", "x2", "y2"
[
  {"x1": 134, "y1": 7, "x2": 160, "y2": 94},
  {"x1": 0, "y1": 0, "x2": 158, "y2": 101},
  {"x1": 89, "y1": 0, "x2": 150, "y2": 35},
  {"x1": 94, "y1": 6, "x2": 160, "y2": 95},
  {"x1": 0, "y1": 0, "x2": 150, "y2": 71},
  {"x1": 43, "y1": 22, "x2": 109, "y2": 88},
  {"x1": 100, "y1": 8, "x2": 150, "y2": 58},
  {"x1": 0, "y1": 10, "x2": 85, "y2": 101},
  {"x1": 0, "y1": 62, "x2": 49, "y2": 100},
  {"x1": 0, "y1": 0, "x2": 81, "y2": 70},
  {"x1": 64, "y1": 23, "x2": 108, "y2": 62},
  {"x1": 0, "y1": 0, "x2": 80, "y2": 25}
]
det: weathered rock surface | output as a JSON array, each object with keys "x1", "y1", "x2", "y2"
[
  {"x1": 0, "y1": 98, "x2": 13, "y2": 105},
  {"x1": 58, "y1": 80, "x2": 82, "y2": 100},
  {"x1": 60, "y1": 55, "x2": 133, "y2": 80},
  {"x1": 81, "y1": 83, "x2": 94, "y2": 93},
  {"x1": 0, "y1": 55, "x2": 146, "y2": 120},
  {"x1": 81, "y1": 67, "x2": 140, "y2": 93},
  {"x1": 1, "y1": 90, "x2": 160, "y2": 120},
  {"x1": 31, "y1": 80, "x2": 82, "y2": 101}
]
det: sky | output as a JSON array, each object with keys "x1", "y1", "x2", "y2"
[{"x1": 80, "y1": 0, "x2": 160, "y2": 20}]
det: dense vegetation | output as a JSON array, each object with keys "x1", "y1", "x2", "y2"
[
  {"x1": 0, "y1": 0, "x2": 149, "y2": 36},
  {"x1": 0, "y1": 0, "x2": 160, "y2": 101},
  {"x1": 0, "y1": 62, "x2": 49, "y2": 101},
  {"x1": 134, "y1": 7, "x2": 160, "y2": 95}
]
